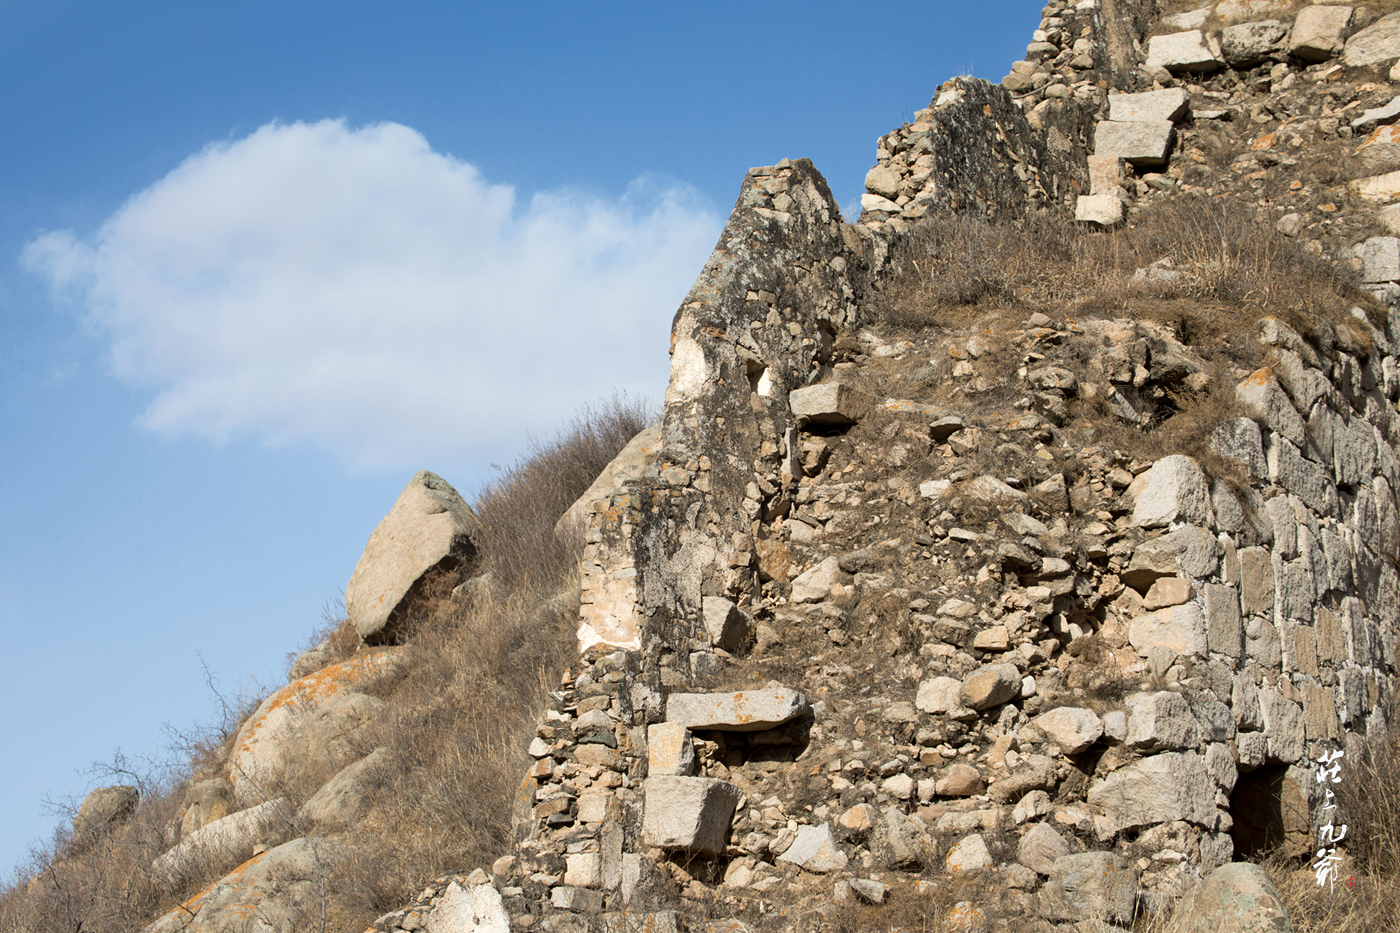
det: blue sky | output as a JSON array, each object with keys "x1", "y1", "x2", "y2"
[{"x1": 0, "y1": 0, "x2": 1046, "y2": 871}]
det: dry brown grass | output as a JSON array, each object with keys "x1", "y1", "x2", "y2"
[{"x1": 875, "y1": 198, "x2": 1371, "y2": 349}]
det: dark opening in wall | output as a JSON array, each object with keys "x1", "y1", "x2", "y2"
[{"x1": 1231, "y1": 764, "x2": 1311, "y2": 859}]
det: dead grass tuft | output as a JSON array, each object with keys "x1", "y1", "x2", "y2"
[{"x1": 875, "y1": 198, "x2": 1370, "y2": 349}]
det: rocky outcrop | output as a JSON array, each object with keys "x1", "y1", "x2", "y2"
[
  {"x1": 228, "y1": 651, "x2": 402, "y2": 806},
  {"x1": 71, "y1": 785, "x2": 138, "y2": 849},
  {"x1": 152, "y1": 797, "x2": 293, "y2": 890},
  {"x1": 145, "y1": 838, "x2": 343, "y2": 933},
  {"x1": 346, "y1": 470, "x2": 478, "y2": 643}
]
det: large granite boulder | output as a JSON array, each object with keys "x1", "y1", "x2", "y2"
[
  {"x1": 346, "y1": 471, "x2": 478, "y2": 642},
  {"x1": 151, "y1": 797, "x2": 293, "y2": 890},
  {"x1": 71, "y1": 785, "x2": 139, "y2": 848},
  {"x1": 228, "y1": 652, "x2": 402, "y2": 806},
  {"x1": 144, "y1": 837, "x2": 343, "y2": 933}
]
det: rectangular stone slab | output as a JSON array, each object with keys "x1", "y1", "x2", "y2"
[
  {"x1": 1094, "y1": 121, "x2": 1175, "y2": 167},
  {"x1": 666, "y1": 687, "x2": 808, "y2": 731}
]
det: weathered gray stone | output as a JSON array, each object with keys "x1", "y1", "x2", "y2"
[
  {"x1": 1075, "y1": 194, "x2": 1124, "y2": 227},
  {"x1": 1345, "y1": 12, "x2": 1400, "y2": 66},
  {"x1": 1108, "y1": 89, "x2": 1190, "y2": 123},
  {"x1": 152, "y1": 798, "x2": 294, "y2": 890},
  {"x1": 1246, "y1": 616, "x2": 1282, "y2": 668},
  {"x1": 1127, "y1": 456, "x2": 1212, "y2": 529},
  {"x1": 916, "y1": 675, "x2": 965, "y2": 714},
  {"x1": 1221, "y1": 20, "x2": 1290, "y2": 66},
  {"x1": 1211, "y1": 418, "x2": 1266, "y2": 479},
  {"x1": 1039, "y1": 852, "x2": 1139, "y2": 924},
  {"x1": 1129, "y1": 604, "x2": 1208, "y2": 658},
  {"x1": 647, "y1": 722, "x2": 696, "y2": 776},
  {"x1": 961, "y1": 663, "x2": 1022, "y2": 710},
  {"x1": 1125, "y1": 525, "x2": 1218, "y2": 590},
  {"x1": 1292, "y1": 5, "x2": 1353, "y2": 62},
  {"x1": 1018, "y1": 822, "x2": 1071, "y2": 876},
  {"x1": 1258, "y1": 690, "x2": 1305, "y2": 763},
  {"x1": 429, "y1": 882, "x2": 512, "y2": 933},
  {"x1": 347, "y1": 471, "x2": 477, "y2": 641},
  {"x1": 1359, "y1": 236, "x2": 1400, "y2": 283},
  {"x1": 145, "y1": 838, "x2": 344, "y2": 933},
  {"x1": 1269, "y1": 438, "x2": 1335, "y2": 516},
  {"x1": 556, "y1": 423, "x2": 661, "y2": 541},
  {"x1": 871, "y1": 805, "x2": 934, "y2": 870},
  {"x1": 1126, "y1": 691, "x2": 1200, "y2": 751},
  {"x1": 777, "y1": 822, "x2": 847, "y2": 873},
  {"x1": 297, "y1": 746, "x2": 388, "y2": 832},
  {"x1": 72, "y1": 785, "x2": 139, "y2": 848},
  {"x1": 666, "y1": 687, "x2": 808, "y2": 731},
  {"x1": 641, "y1": 776, "x2": 743, "y2": 855},
  {"x1": 1093, "y1": 120, "x2": 1175, "y2": 168},
  {"x1": 1334, "y1": 417, "x2": 1379, "y2": 487},
  {"x1": 1089, "y1": 752, "x2": 1217, "y2": 838},
  {"x1": 1237, "y1": 368, "x2": 1306, "y2": 448},
  {"x1": 1034, "y1": 707, "x2": 1104, "y2": 754},
  {"x1": 1145, "y1": 30, "x2": 1223, "y2": 73},
  {"x1": 702, "y1": 596, "x2": 752, "y2": 652},
  {"x1": 790, "y1": 556, "x2": 843, "y2": 603},
  {"x1": 1179, "y1": 862, "x2": 1294, "y2": 933},
  {"x1": 790, "y1": 383, "x2": 870, "y2": 426},
  {"x1": 945, "y1": 833, "x2": 993, "y2": 873},
  {"x1": 1205, "y1": 583, "x2": 1244, "y2": 659}
]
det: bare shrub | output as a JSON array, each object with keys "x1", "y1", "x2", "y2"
[{"x1": 0, "y1": 755, "x2": 184, "y2": 933}]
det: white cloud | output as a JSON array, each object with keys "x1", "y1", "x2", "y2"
[{"x1": 24, "y1": 119, "x2": 721, "y2": 469}]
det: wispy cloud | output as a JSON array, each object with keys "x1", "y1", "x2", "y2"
[{"x1": 24, "y1": 119, "x2": 720, "y2": 470}]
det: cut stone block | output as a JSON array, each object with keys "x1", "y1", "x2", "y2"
[
  {"x1": 1087, "y1": 751, "x2": 1217, "y2": 835},
  {"x1": 790, "y1": 382, "x2": 870, "y2": 426},
  {"x1": 1359, "y1": 236, "x2": 1400, "y2": 283},
  {"x1": 666, "y1": 687, "x2": 808, "y2": 731},
  {"x1": 1108, "y1": 88, "x2": 1190, "y2": 123},
  {"x1": 1127, "y1": 455, "x2": 1212, "y2": 528},
  {"x1": 1292, "y1": 5, "x2": 1353, "y2": 63},
  {"x1": 1145, "y1": 30, "x2": 1223, "y2": 73},
  {"x1": 1126, "y1": 691, "x2": 1201, "y2": 751},
  {"x1": 1094, "y1": 120, "x2": 1175, "y2": 167},
  {"x1": 1075, "y1": 194, "x2": 1124, "y2": 227},
  {"x1": 647, "y1": 722, "x2": 696, "y2": 776},
  {"x1": 1129, "y1": 603, "x2": 1209, "y2": 659},
  {"x1": 1039, "y1": 852, "x2": 1139, "y2": 924},
  {"x1": 1221, "y1": 20, "x2": 1289, "y2": 67},
  {"x1": 777, "y1": 823, "x2": 848, "y2": 873},
  {"x1": 641, "y1": 776, "x2": 743, "y2": 855},
  {"x1": 1087, "y1": 154, "x2": 1126, "y2": 195}
]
